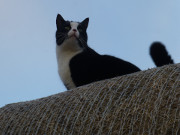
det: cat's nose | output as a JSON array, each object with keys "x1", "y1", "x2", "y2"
[{"x1": 73, "y1": 29, "x2": 77, "y2": 32}]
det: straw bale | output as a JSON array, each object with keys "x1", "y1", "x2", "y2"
[{"x1": 0, "y1": 64, "x2": 180, "y2": 135}]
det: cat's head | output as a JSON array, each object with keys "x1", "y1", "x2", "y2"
[{"x1": 56, "y1": 14, "x2": 89, "y2": 46}]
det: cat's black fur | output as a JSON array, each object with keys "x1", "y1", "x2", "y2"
[
  {"x1": 150, "y1": 42, "x2": 174, "y2": 67},
  {"x1": 56, "y1": 14, "x2": 140, "y2": 90},
  {"x1": 70, "y1": 49, "x2": 141, "y2": 87}
]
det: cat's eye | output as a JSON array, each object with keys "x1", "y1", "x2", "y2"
[{"x1": 65, "y1": 26, "x2": 70, "y2": 31}]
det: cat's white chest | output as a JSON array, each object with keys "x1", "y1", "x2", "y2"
[{"x1": 56, "y1": 38, "x2": 82, "y2": 89}]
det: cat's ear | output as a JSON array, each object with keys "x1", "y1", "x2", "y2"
[
  {"x1": 81, "y1": 18, "x2": 89, "y2": 30},
  {"x1": 56, "y1": 14, "x2": 65, "y2": 30}
]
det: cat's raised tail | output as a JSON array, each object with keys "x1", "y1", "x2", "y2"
[{"x1": 150, "y1": 42, "x2": 174, "y2": 67}]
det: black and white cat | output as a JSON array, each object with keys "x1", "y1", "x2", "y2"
[
  {"x1": 56, "y1": 14, "x2": 174, "y2": 90},
  {"x1": 56, "y1": 14, "x2": 140, "y2": 90}
]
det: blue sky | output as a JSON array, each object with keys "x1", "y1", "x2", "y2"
[{"x1": 0, "y1": 0, "x2": 179, "y2": 107}]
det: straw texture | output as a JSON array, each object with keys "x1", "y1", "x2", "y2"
[{"x1": 0, "y1": 64, "x2": 180, "y2": 135}]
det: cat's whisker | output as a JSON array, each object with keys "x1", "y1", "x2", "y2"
[
  {"x1": 57, "y1": 32, "x2": 68, "y2": 39},
  {"x1": 56, "y1": 34, "x2": 68, "y2": 45},
  {"x1": 78, "y1": 39, "x2": 86, "y2": 49},
  {"x1": 78, "y1": 38, "x2": 88, "y2": 49},
  {"x1": 57, "y1": 34, "x2": 66, "y2": 37}
]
